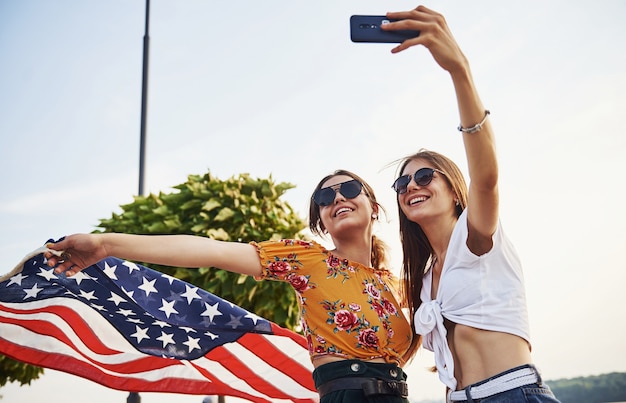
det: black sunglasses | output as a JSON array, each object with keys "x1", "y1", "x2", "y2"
[
  {"x1": 392, "y1": 167, "x2": 443, "y2": 194},
  {"x1": 313, "y1": 179, "x2": 363, "y2": 206}
]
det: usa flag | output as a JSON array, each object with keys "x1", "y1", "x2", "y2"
[{"x1": 0, "y1": 244, "x2": 318, "y2": 402}]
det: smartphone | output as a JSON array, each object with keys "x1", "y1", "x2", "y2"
[{"x1": 350, "y1": 15, "x2": 420, "y2": 43}]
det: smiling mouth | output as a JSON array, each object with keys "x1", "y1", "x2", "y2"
[
  {"x1": 408, "y1": 196, "x2": 428, "y2": 206},
  {"x1": 334, "y1": 207, "x2": 353, "y2": 217}
]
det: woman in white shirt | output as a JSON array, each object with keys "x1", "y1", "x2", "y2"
[{"x1": 383, "y1": 5, "x2": 560, "y2": 402}]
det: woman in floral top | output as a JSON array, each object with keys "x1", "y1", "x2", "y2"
[{"x1": 46, "y1": 169, "x2": 418, "y2": 402}]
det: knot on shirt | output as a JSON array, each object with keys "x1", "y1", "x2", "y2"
[
  {"x1": 414, "y1": 299, "x2": 443, "y2": 336},
  {"x1": 413, "y1": 299, "x2": 457, "y2": 390}
]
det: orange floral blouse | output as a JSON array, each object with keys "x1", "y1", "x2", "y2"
[{"x1": 252, "y1": 239, "x2": 413, "y2": 365}]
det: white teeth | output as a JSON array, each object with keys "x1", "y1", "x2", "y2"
[
  {"x1": 335, "y1": 207, "x2": 353, "y2": 216},
  {"x1": 409, "y1": 196, "x2": 427, "y2": 205}
]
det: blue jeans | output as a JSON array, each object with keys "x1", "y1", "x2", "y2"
[{"x1": 453, "y1": 364, "x2": 560, "y2": 402}]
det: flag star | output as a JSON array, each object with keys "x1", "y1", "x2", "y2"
[
  {"x1": 67, "y1": 271, "x2": 93, "y2": 285},
  {"x1": 90, "y1": 304, "x2": 106, "y2": 311},
  {"x1": 107, "y1": 292, "x2": 127, "y2": 306},
  {"x1": 23, "y1": 284, "x2": 44, "y2": 300},
  {"x1": 204, "y1": 331, "x2": 219, "y2": 340},
  {"x1": 152, "y1": 320, "x2": 171, "y2": 328},
  {"x1": 159, "y1": 299, "x2": 179, "y2": 318},
  {"x1": 37, "y1": 267, "x2": 57, "y2": 281},
  {"x1": 7, "y1": 273, "x2": 28, "y2": 287},
  {"x1": 138, "y1": 277, "x2": 158, "y2": 297},
  {"x1": 123, "y1": 261, "x2": 140, "y2": 273},
  {"x1": 163, "y1": 346, "x2": 180, "y2": 358},
  {"x1": 156, "y1": 331, "x2": 175, "y2": 348},
  {"x1": 116, "y1": 308, "x2": 135, "y2": 317},
  {"x1": 183, "y1": 335, "x2": 201, "y2": 352},
  {"x1": 78, "y1": 289, "x2": 97, "y2": 301},
  {"x1": 161, "y1": 273, "x2": 177, "y2": 285},
  {"x1": 180, "y1": 326, "x2": 197, "y2": 333},
  {"x1": 141, "y1": 312, "x2": 156, "y2": 320},
  {"x1": 121, "y1": 286, "x2": 135, "y2": 300},
  {"x1": 102, "y1": 261, "x2": 118, "y2": 280},
  {"x1": 199, "y1": 317, "x2": 215, "y2": 328},
  {"x1": 226, "y1": 314, "x2": 244, "y2": 329},
  {"x1": 180, "y1": 285, "x2": 201, "y2": 305},
  {"x1": 167, "y1": 290, "x2": 184, "y2": 302},
  {"x1": 130, "y1": 325, "x2": 150, "y2": 343},
  {"x1": 201, "y1": 301, "x2": 222, "y2": 322},
  {"x1": 245, "y1": 312, "x2": 262, "y2": 325}
]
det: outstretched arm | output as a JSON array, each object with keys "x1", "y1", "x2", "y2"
[
  {"x1": 45, "y1": 233, "x2": 263, "y2": 277},
  {"x1": 384, "y1": 5, "x2": 499, "y2": 254}
]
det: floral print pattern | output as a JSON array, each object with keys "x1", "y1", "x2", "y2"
[{"x1": 254, "y1": 239, "x2": 412, "y2": 363}]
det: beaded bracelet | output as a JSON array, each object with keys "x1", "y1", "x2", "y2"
[{"x1": 457, "y1": 110, "x2": 490, "y2": 134}]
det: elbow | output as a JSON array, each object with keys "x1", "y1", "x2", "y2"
[
  {"x1": 484, "y1": 171, "x2": 499, "y2": 190},
  {"x1": 473, "y1": 170, "x2": 498, "y2": 193}
]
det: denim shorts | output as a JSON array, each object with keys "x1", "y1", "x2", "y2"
[
  {"x1": 312, "y1": 359, "x2": 409, "y2": 403},
  {"x1": 450, "y1": 364, "x2": 561, "y2": 403}
]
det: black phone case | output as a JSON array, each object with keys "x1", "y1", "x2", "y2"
[{"x1": 350, "y1": 15, "x2": 420, "y2": 43}]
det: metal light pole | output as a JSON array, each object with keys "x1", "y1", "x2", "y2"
[
  {"x1": 129, "y1": 2, "x2": 149, "y2": 402},
  {"x1": 127, "y1": 391, "x2": 141, "y2": 403},
  {"x1": 138, "y1": 0, "x2": 150, "y2": 196}
]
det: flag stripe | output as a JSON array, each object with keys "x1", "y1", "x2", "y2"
[
  {"x1": 0, "y1": 249, "x2": 318, "y2": 402},
  {"x1": 236, "y1": 331, "x2": 316, "y2": 390},
  {"x1": 0, "y1": 304, "x2": 314, "y2": 400},
  {"x1": 0, "y1": 302, "x2": 122, "y2": 356},
  {"x1": 208, "y1": 341, "x2": 298, "y2": 400},
  {"x1": 223, "y1": 337, "x2": 317, "y2": 399}
]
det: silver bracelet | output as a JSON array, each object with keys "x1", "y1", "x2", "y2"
[{"x1": 457, "y1": 110, "x2": 490, "y2": 134}]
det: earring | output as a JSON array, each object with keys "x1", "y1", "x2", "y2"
[
  {"x1": 372, "y1": 213, "x2": 378, "y2": 220},
  {"x1": 455, "y1": 200, "x2": 460, "y2": 206}
]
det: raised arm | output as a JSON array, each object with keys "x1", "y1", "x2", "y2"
[
  {"x1": 45, "y1": 233, "x2": 263, "y2": 277},
  {"x1": 384, "y1": 5, "x2": 499, "y2": 253}
]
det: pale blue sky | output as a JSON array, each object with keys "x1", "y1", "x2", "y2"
[{"x1": 1, "y1": 1, "x2": 625, "y2": 402}]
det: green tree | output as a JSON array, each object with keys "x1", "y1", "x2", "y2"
[
  {"x1": 96, "y1": 171, "x2": 306, "y2": 329},
  {"x1": 0, "y1": 171, "x2": 306, "y2": 391},
  {"x1": 548, "y1": 372, "x2": 626, "y2": 403},
  {"x1": 0, "y1": 356, "x2": 43, "y2": 388}
]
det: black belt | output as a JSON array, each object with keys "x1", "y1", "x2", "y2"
[{"x1": 317, "y1": 376, "x2": 408, "y2": 398}]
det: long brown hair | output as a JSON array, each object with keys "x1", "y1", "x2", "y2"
[
  {"x1": 395, "y1": 150, "x2": 468, "y2": 330},
  {"x1": 308, "y1": 169, "x2": 389, "y2": 269}
]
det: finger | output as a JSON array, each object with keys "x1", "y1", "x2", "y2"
[
  {"x1": 65, "y1": 265, "x2": 78, "y2": 277},
  {"x1": 46, "y1": 256, "x2": 59, "y2": 267},
  {"x1": 391, "y1": 37, "x2": 424, "y2": 54},
  {"x1": 44, "y1": 248, "x2": 65, "y2": 267},
  {"x1": 381, "y1": 19, "x2": 420, "y2": 32},
  {"x1": 386, "y1": 5, "x2": 432, "y2": 23},
  {"x1": 46, "y1": 238, "x2": 69, "y2": 251},
  {"x1": 53, "y1": 260, "x2": 75, "y2": 274}
]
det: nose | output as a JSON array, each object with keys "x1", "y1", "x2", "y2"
[
  {"x1": 404, "y1": 175, "x2": 420, "y2": 193},
  {"x1": 332, "y1": 188, "x2": 346, "y2": 204}
]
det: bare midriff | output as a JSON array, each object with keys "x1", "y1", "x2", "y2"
[{"x1": 447, "y1": 320, "x2": 532, "y2": 390}]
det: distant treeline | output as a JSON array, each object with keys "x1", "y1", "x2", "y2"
[{"x1": 548, "y1": 372, "x2": 626, "y2": 403}]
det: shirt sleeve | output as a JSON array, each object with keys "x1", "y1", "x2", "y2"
[{"x1": 251, "y1": 239, "x2": 320, "y2": 281}]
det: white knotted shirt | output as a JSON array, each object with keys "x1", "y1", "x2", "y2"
[{"x1": 414, "y1": 210, "x2": 531, "y2": 391}]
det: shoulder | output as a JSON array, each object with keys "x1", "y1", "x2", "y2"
[{"x1": 252, "y1": 239, "x2": 326, "y2": 260}]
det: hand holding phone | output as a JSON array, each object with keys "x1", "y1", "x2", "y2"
[{"x1": 350, "y1": 15, "x2": 420, "y2": 43}]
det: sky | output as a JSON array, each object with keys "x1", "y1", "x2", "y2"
[{"x1": 1, "y1": 1, "x2": 625, "y2": 402}]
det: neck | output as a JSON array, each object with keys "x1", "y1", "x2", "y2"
[
  {"x1": 331, "y1": 234, "x2": 373, "y2": 268},
  {"x1": 421, "y1": 214, "x2": 457, "y2": 265}
]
